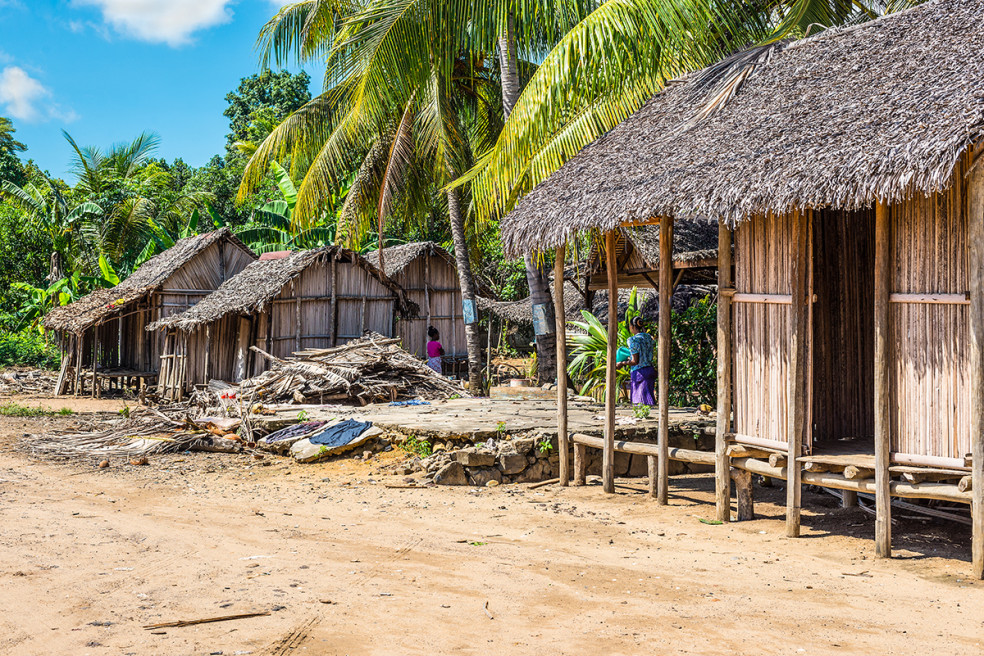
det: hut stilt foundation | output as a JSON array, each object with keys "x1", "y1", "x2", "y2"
[
  {"x1": 716, "y1": 219, "x2": 733, "y2": 521},
  {"x1": 786, "y1": 209, "x2": 810, "y2": 538},
  {"x1": 874, "y1": 201, "x2": 893, "y2": 558},
  {"x1": 657, "y1": 215, "x2": 673, "y2": 505},
  {"x1": 603, "y1": 231, "x2": 618, "y2": 494},
  {"x1": 555, "y1": 244, "x2": 570, "y2": 487},
  {"x1": 968, "y1": 160, "x2": 984, "y2": 579}
]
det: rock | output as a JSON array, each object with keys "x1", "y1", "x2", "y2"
[
  {"x1": 98, "y1": 460, "x2": 109, "y2": 469},
  {"x1": 614, "y1": 451, "x2": 632, "y2": 476},
  {"x1": 433, "y1": 461, "x2": 468, "y2": 486},
  {"x1": 129, "y1": 457, "x2": 149, "y2": 466},
  {"x1": 432, "y1": 442, "x2": 446, "y2": 453},
  {"x1": 515, "y1": 460, "x2": 548, "y2": 483},
  {"x1": 468, "y1": 468, "x2": 502, "y2": 487},
  {"x1": 499, "y1": 453, "x2": 528, "y2": 475},
  {"x1": 455, "y1": 450, "x2": 495, "y2": 467},
  {"x1": 362, "y1": 450, "x2": 373, "y2": 460},
  {"x1": 628, "y1": 454, "x2": 650, "y2": 477},
  {"x1": 486, "y1": 480, "x2": 500, "y2": 487},
  {"x1": 512, "y1": 437, "x2": 535, "y2": 455}
]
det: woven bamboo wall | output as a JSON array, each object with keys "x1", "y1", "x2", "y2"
[
  {"x1": 391, "y1": 254, "x2": 466, "y2": 358},
  {"x1": 733, "y1": 211, "x2": 795, "y2": 450},
  {"x1": 890, "y1": 160, "x2": 971, "y2": 461},
  {"x1": 812, "y1": 208, "x2": 875, "y2": 443}
]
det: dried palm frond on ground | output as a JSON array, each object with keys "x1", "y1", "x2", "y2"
[
  {"x1": 236, "y1": 332, "x2": 468, "y2": 406},
  {"x1": 26, "y1": 405, "x2": 240, "y2": 459}
]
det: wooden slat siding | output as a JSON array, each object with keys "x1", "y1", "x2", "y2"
[
  {"x1": 392, "y1": 254, "x2": 466, "y2": 358},
  {"x1": 734, "y1": 211, "x2": 795, "y2": 451},
  {"x1": 891, "y1": 157, "x2": 971, "y2": 462},
  {"x1": 812, "y1": 207, "x2": 876, "y2": 445}
]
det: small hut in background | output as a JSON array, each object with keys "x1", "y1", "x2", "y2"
[
  {"x1": 149, "y1": 246, "x2": 414, "y2": 400},
  {"x1": 365, "y1": 242, "x2": 466, "y2": 360},
  {"x1": 584, "y1": 222, "x2": 719, "y2": 291},
  {"x1": 43, "y1": 229, "x2": 255, "y2": 396},
  {"x1": 499, "y1": 0, "x2": 984, "y2": 576}
]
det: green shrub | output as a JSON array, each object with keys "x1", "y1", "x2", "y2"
[
  {"x1": 0, "y1": 403, "x2": 73, "y2": 417},
  {"x1": 0, "y1": 330, "x2": 60, "y2": 369},
  {"x1": 668, "y1": 296, "x2": 717, "y2": 407}
]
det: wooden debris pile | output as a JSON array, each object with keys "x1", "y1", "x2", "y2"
[
  {"x1": 238, "y1": 333, "x2": 468, "y2": 406},
  {"x1": 0, "y1": 369, "x2": 57, "y2": 396}
]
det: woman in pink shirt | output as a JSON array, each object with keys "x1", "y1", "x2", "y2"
[{"x1": 426, "y1": 326, "x2": 444, "y2": 374}]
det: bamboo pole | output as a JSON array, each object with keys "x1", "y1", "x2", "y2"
[
  {"x1": 555, "y1": 243, "x2": 570, "y2": 486},
  {"x1": 657, "y1": 215, "x2": 673, "y2": 505},
  {"x1": 91, "y1": 328, "x2": 99, "y2": 398},
  {"x1": 204, "y1": 325, "x2": 211, "y2": 383},
  {"x1": 604, "y1": 231, "x2": 618, "y2": 494},
  {"x1": 874, "y1": 200, "x2": 892, "y2": 558},
  {"x1": 968, "y1": 160, "x2": 984, "y2": 579},
  {"x1": 716, "y1": 218, "x2": 733, "y2": 521},
  {"x1": 786, "y1": 209, "x2": 809, "y2": 538}
]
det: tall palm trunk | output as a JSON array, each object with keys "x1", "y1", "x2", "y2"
[
  {"x1": 447, "y1": 187, "x2": 485, "y2": 391},
  {"x1": 499, "y1": 15, "x2": 557, "y2": 384}
]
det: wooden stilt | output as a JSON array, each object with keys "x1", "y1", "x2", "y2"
[
  {"x1": 786, "y1": 209, "x2": 809, "y2": 538},
  {"x1": 657, "y1": 215, "x2": 673, "y2": 505},
  {"x1": 647, "y1": 455, "x2": 658, "y2": 499},
  {"x1": 91, "y1": 328, "x2": 99, "y2": 398},
  {"x1": 203, "y1": 325, "x2": 212, "y2": 383},
  {"x1": 603, "y1": 231, "x2": 618, "y2": 494},
  {"x1": 74, "y1": 334, "x2": 83, "y2": 396},
  {"x1": 555, "y1": 244, "x2": 570, "y2": 486},
  {"x1": 841, "y1": 490, "x2": 859, "y2": 508},
  {"x1": 574, "y1": 443, "x2": 587, "y2": 486},
  {"x1": 716, "y1": 218, "x2": 733, "y2": 521},
  {"x1": 968, "y1": 160, "x2": 984, "y2": 579},
  {"x1": 874, "y1": 201, "x2": 892, "y2": 558},
  {"x1": 731, "y1": 467, "x2": 754, "y2": 520}
]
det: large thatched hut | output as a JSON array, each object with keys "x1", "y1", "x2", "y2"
[
  {"x1": 149, "y1": 246, "x2": 413, "y2": 400},
  {"x1": 500, "y1": 0, "x2": 984, "y2": 577},
  {"x1": 43, "y1": 229, "x2": 256, "y2": 396},
  {"x1": 365, "y1": 242, "x2": 466, "y2": 361}
]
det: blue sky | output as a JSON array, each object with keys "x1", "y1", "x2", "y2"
[{"x1": 0, "y1": 0, "x2": 320, "y2": 180}]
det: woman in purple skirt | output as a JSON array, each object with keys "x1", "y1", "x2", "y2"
[{"x1": 618, "y1": 316, "x2": 656, "y2": 406}]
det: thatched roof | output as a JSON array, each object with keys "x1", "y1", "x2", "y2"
[
  {"x1": 149, "y1": 246, "x2": 414, "y2": 332},
  {"x1": 478, "y1": 279, "x2": 588, "y2": 326},
  {"x1": 620, "y1": 222, "x2": 717, "y2": 266},
  {"x1": 502, "y1": 0, "x2": 984, "y2": 256},
  {"x1": 43, "y1": 229, "x2": 255, "y2": 334},
  {"x1": 364, "y1": 242, "x2": 456, "y2": 278}
]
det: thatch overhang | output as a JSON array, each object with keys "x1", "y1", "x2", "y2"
[
  {"x1": 364, "y1": 242, "x2": 457, "y2": 279},
  {"x1": 43, "y1": 229, "x2": 256, "y2": 334},
  {"x1": 148, "y1": 246, "x2": 416, "y2": 332},
  {"x1": 477, "y1": 279, "x2": 588, "y2": 326},
  {"x1": 500, "y1": 0, "x2": 984, "y2": 256}
]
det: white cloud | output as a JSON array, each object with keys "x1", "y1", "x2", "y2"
[
  {"x1": 0, "y1": 66, "x2": 78, "y2": 123},
  {"x1": 70, "y1": 0, "x2": 236, "y2": 46}
]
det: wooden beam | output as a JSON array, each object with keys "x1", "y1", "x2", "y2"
[
  {"x1": 571, "y1": 433, "x2": 714, "y2": 464},
  {"x1": 555, "y1": 244, "x2": 570, "y2": 487},
  {"x1": 786, "y1": 209, "x2": 809, "y2": 538},
  {"x1": 716, "y1": 218, "x2": 733, "y2": 522},
  {"x1": 603, "y1": 231, "x2": 618, "y2": 494},
  {"x1": 657, "y1": 214, "x2": 673, "y2": 505},
  {"x1": 968, "y1": 157, "x2": 984, "y2": 579},
  {"x1": 874, "y1": 200, "x2": 892, "y2": 559}
]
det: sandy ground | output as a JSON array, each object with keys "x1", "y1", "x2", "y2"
[{"x1": 0, "y1": 395, "x2": 982, "y2": 656}]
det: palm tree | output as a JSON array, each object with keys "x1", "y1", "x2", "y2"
[{"x1": 242, "y1": 1, "x2": 495, "y2": 390}]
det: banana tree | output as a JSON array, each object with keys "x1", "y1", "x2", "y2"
[{"x1": 567, "y1": 287, "x2": 642, "y2": 397}]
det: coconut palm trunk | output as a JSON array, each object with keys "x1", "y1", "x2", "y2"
[
  {"x1": 498, "y1": 16, "x2": 557, "y2": 383},
  {"x1": 446, "y1": 186, "x2": 485, "y2": 391}
]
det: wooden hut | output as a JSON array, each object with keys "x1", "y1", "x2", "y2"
[
  {"x1": 42, "y1": 229, "x2": 256, "y2": 396},
  {"x1": 499, "y1": 0, "x2": 984, "y2": 576},
  {"x1": 584, "y1": 223, "x2": 718, "y2": 291},
  {"x1": 148, "y1": 246, "x2": 414, "y2": 400},
  {"x1": 365, "y1": 242, "x2": 466, "y2": 360}
]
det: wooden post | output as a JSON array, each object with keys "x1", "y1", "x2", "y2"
[
  {"x1": 874, "y1": 200, "x2": 892, "y2": 558},
  {"x1": 603, "y1": 231, "x2": 618, "y2": 494},
  {"x1": 329, "y1": 257, "x2": 338, "y2": 346},
  {"x1": 91, "y1": 327, "x2": 99, "y2": 398},
  {"x1": 647, "y1": 455, "x2": 658, "y2": 499},
  {"x1": 555, "y1": 243, "x2": 570, "y2": 486},
  {"x1": 203, "y1": 325, "x2": 212, "y2": 383},
  {"x1": 841, "y1": 490, "x2": 859, "y2": 508},
  {"x1": 657, "y1": 215, "x2": 673, "y2": 505},
  {"x1": 731, "y1": 467, "x2": 754, "y2": 521},
  {"x1": 968, "y1": 160, "x2": 984, "y2": 579},
  {"x1": 786, "y1": 209, "x2": 809, "y2": 538},
  {"x1": 74, "y1": 333, "x2": 83, "y2": 396},
  {"x1": 234, "y1": 317, "x2": 251, "y2": 382},
  {"x1": 574, "y1": 443, "x2": 587, "y2": 486},
  {"x1": 716, "y1": 219, "x2": 733, "y2": 521}
]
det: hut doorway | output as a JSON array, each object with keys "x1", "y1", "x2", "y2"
[{"x1": 810, "y1": 208, "x2": 876, "y2": 455}]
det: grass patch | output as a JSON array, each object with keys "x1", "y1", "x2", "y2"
[{"x1": 0, "y1": 402, "x2": 73, "y2": 417}]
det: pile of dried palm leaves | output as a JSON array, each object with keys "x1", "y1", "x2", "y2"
[
  {"x1": 234, "y1": 333, "x2": 468, "y2": 406},
  {"x1": 27, "y1": 405, "x2": 243, "y2": 459}
]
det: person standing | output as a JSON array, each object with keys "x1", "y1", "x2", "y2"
[
  {"x1": 426, "y1": 326, "x2": 445, "y2": 375},
  {"x1": 618, "y1": 316, "x2": 656, "y2": 406}
]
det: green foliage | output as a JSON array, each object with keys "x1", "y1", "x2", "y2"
[
  {"x1": 0, "y1": 330, "x2": 60, "y2": 369},
  {"x1": 0, "y1": 116, "x2": 27, "y2": 187},
  {"x1": 536, "y1": 437, "x2": 554, "y2": 454},
  {"x1": 223, "y1": 70, "x2": 312, "y2": 154},
  {"x1": 668, "y1": 295, "x2": 717, "y2": 407},
  {"x1": 399, "y1": 434, "x2": 432, "y2": 458},
  {"x1": 0, "y1": 402, "x2": 72, "y2": 417},
  {"x1": 297, "y1": 410, "x2": 310, "y2": 421},
  {"x1": 633, "y1": 404, "x2": 651, "y2": 419},
  {"x1": 567, "y1": 288, "x2": 642, "y2": 397}
]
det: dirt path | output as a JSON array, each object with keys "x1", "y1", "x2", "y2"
[{"x1": 0, "y1": 404, "x2": 982, "y2": 655}]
